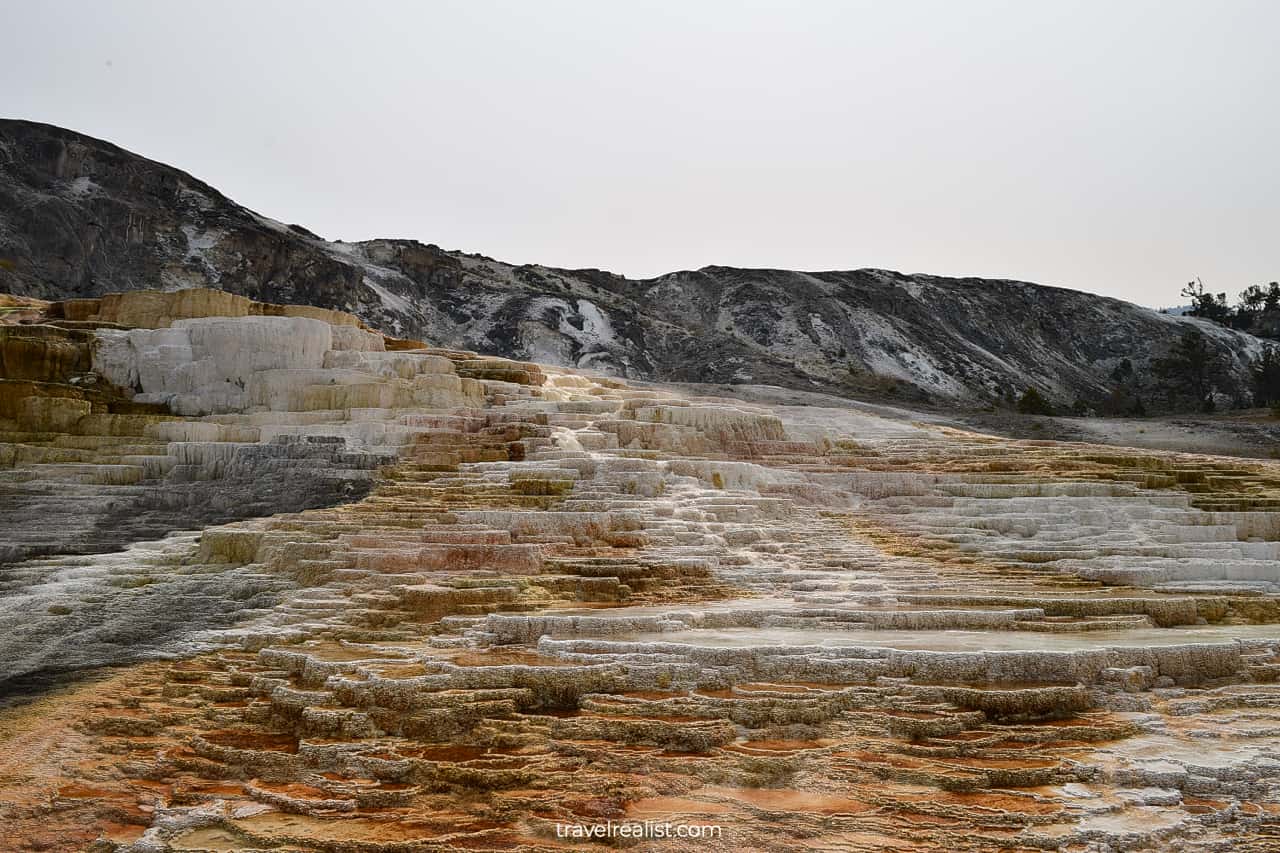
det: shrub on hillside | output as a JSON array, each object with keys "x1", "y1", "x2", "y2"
[{"x1": 1016, "y1": 387, "x2": 1055, "y2": 416}]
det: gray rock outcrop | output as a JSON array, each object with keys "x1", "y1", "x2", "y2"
[{"x1": 0, "y1": 119, "x2": 1266, "y2": 411}]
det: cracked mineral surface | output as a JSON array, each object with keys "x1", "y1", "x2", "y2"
[{"x1": 1, "y1": 289, "x2": 1279, "y2": 851}]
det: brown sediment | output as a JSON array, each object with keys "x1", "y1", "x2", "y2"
[{"x1": 1, "y1": 290, "x2": 1279, "y2": 851}]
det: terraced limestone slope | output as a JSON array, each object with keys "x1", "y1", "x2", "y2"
[{"x1": 1, "y1": 289, "x2": 1279, "y2": 851}]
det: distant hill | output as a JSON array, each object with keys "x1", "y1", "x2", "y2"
[{"x1": 0, "y1": 119, "x2": 1266, "y2": 410}]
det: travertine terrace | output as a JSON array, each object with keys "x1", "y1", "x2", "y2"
[{"x1": 2, "y1": 289, "x2": 1279, "y2": 851}]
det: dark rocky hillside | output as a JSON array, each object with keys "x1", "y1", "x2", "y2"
[{"x1": 0, "y1": 119, "x2": 1264, "y2": 410}]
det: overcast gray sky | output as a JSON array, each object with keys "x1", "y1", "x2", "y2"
[{"x1": 3, "y1": 0, "x2": 1276, "y2": 306}]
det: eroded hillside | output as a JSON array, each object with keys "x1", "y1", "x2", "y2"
[{"x1": 0, "y1": 119, "x2": 1264, "y2": 410}]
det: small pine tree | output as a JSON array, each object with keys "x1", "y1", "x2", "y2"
[
  {"x1": 1182, "y1": 278, "x2": 1233, "y2": 324},
  {"x1": 1016, "y1": 387, "x2": 1055, "y2": 416},
  {"x1": 1252, "y1": 345, "x2": 1280, "y2": 407},
  {"x1": 1153, "y1": 328, "x2": 1229, "y2": 412}
]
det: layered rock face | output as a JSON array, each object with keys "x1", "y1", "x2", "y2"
[
  {"x1": 2, "y1": 289, "x2": 1280, "y2": 851},
  {"x1": 1, "y1": 119, "x2": 1264, "y2": 410}
]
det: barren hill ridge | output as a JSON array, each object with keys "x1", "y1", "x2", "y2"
[{"x1": 0, "y1": 118, "x2": 1263, "y2": 409}]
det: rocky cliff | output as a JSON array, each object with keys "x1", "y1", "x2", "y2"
[{"x1": 0, "y1": 119, "x2": 1266, "y2": 410}]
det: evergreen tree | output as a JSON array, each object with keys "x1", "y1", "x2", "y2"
[
  {"x1": 1153, "y1": 328, "x2": 1229, "y2": 412},
  {"x1": 1252, "y1": 345, "x2": 1280, "y2": 407},
  {"x1": 1016, "y1": 387, "x2": 1055, "y2": 416},
  {"x1": 1181, "y1": 278, "x2": 1232, "y2": 323}
]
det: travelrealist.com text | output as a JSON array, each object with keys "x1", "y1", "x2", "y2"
[{"x1": 554, "y1": 820, "x2": 724, "y2": 840}]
